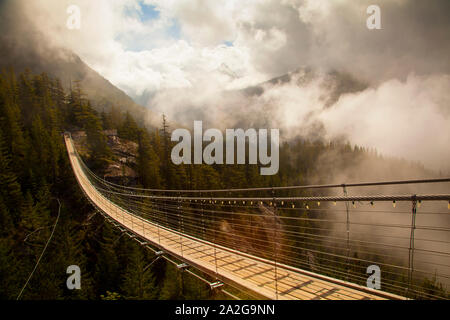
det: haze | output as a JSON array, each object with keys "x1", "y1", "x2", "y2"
[{"x1": 4, "y1": 0, "x2": 450, "y2": 172}]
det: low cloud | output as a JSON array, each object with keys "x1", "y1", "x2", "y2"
[
  {"x1": 319, "y1": 74, "x2": 450, "y2": 172},
  {"x1": 147, "y1": 70, "x2": 450, "y2": 173},
  {"x1": 3, "y1": 0, "x2": 449, "y2": 172}
]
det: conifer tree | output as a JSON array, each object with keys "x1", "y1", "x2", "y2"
[
  {"x1": 95, "y1": 223, "x2": 121, "y2": 295},
  {"x1": 118, "y1": 111, "x2": 140, "y2": 142},
  {"x1": 0, "y1": 129, "x2": 23, "y2": 222},
  {"x1": 160, "y1": 115, "x2": 175, "y2": 188},
  {"x1": 120, "y1": 245, "x2": 157, "y2": 300},
  {"x1": 137, "y1": 129, "x2": 161, "y2": 188},
  {"x1": 159, "y1": 262, "x2": 182, "y2": 300}
]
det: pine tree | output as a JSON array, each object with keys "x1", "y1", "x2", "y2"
[
  {"x1": 95, "y1": 223, "x2": 121, "y2": 295},
  {"x1": 120, "y1": 245, "x2": 157, "y2": 300},
  {"x1": 159, "y1": 262, "x2": 182, "y2": 300},
  {"x1": 0, "y1": 96, "x2": 27, "y2": 179},
  {"x1": 118, "y1": 111, "x2": 139, "y2": 142},
  {"x1": 84, "y1": 107, "x2": 112, "y2": 171},
  {"x1": 17, "y1": 69, "x2": 37, "y2": 125},
  {"x1": 160, "y1": 115, "x2": 175, "y2": 188},
  {"x1": 0, "y1": 195, "x2": 13, "y2": 237},
  {"x1": 0, "y1": 129, "x2": 23, "y2": 222},
  {"x1": 54, "y1": 216, "x2": 95, "y2": 299},
  {"x1": 101, "y1": 109, "x2": 112, "y2": 130},
  {"x1": 0, "y1": 237, "x2": 20, "y2": 299},
  {"x1": 137, "y1": 129, "x2": 161, "y2": 188}
]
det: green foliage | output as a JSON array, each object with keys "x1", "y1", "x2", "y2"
[
  {"x1": 0, "y1": 69, "x2": 222, "y2": 301},
  {"x1": 120, "y1": 245, "x2": 157, "y2": 300},
  {"x1": 94, "y1": 223, "x2": 121, "y2": 294},
  {"x1": 0, "y1": 70, "x2": 101, "y2": 299},
  {"x1": 137, "y1": 129, "x2": 161, "y2": 188},
  {"x1": 118, "y1": 111, "x2": 140, "y2": 142},
  {"x1": 417, "y1": 275, "x2": 449, "y2": 300},
  {"x1": 0, "y1": 130, "x2": 23, "y2": 223},
  {"x1": 100, "y1": 291, "x2": 122, "y2": 300},
  {"x1": 159, "y1": 262, "x2": 182, "y2": 300}
]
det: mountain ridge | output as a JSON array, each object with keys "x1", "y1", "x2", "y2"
[{"x1": 0, "y1": 0, "x2": 153, "y2": 126}]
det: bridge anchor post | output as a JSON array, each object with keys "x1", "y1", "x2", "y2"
[
  {"x1": 177, "y1": 263, "x2": 189, "y2": 271},
  {"x1": 210, "y1": 281, "x2": 224, "y2": 290}
]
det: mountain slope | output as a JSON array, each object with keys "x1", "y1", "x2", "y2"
[{"x1": 0, "y1": 0, "x2": 152, "y2": 124}]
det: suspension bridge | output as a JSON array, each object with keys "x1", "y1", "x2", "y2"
[{"x1": 64, "y1": 133, "x2": 450, "y2": 300}]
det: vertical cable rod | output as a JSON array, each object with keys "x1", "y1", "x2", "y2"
[
  {"x1": 343, "y1": 185, "x2": 351, "y2": 281},
  {"x1": 407, "y1": 197, "x2": 417, "y2": 298}
]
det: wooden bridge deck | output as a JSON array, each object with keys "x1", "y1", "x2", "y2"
[{"x1": 65, "y1": 135, "x2": 404, "y2": 300}]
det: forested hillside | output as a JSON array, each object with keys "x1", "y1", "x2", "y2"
[
  {"x1": 0, "y1": 69, "x2": 222, "y2": 299},
  {"x1": 0, "y1": 69, "x2": 442, "y2": 299}
]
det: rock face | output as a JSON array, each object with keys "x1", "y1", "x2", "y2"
[
  {"x1": 216, "y1": 204, "x2": 285, "y2": 260},
  {"x1": 71, "y1": 130, "x2": 139, "y2": 185},
  {"x1": 105, "y1": 134, "x2": 138, "y2": 184}
]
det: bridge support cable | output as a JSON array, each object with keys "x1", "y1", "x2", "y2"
[
  {"x1": 271, "y1": 188, "x2": 279, "y2": 300},
  {"x1": 343, "y1": 185, "x2": 351, "y2": 282},
  {"x1": 407, "y1": 198, "x2": 417, "y2": 298}
]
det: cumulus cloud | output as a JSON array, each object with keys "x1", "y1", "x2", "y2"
[
  {"x1": 5, "y1": 0, "x2": 450, "y2": 171},
  {"x1": 18, "y1": 0, "x2": 450, "y2": 93},
  {"x1": 147, "y1": 69, "x2": 450, "y2": 172},
  {"x1": 319, "y1": 74, "x2": 450, "y2": 172}
]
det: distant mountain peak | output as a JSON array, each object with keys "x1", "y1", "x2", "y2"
[{"x1": 241, "y1": 67, "x2": 368, "y2": 107}]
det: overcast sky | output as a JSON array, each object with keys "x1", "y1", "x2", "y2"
[
  {"x1": 5, "y1": 0, "x2": 450, "y2": 172},
  {"x1": 17, "y1": 0, "x2": 450, "y2": 96}
]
